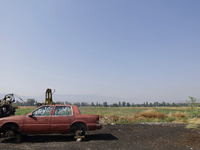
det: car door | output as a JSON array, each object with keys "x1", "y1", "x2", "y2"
[
  {"x1": 50, "y1": 106, "x2": 74, "y2": 133},
  {"x1": 24, "y1": 106, "x2": 53, "y2": 133}
]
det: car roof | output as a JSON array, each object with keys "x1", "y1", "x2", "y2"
[{"x1": 38, "y1": 104, "x2": 76, "y2": 107}]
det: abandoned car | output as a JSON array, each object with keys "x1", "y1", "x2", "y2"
[{"x1": 0, "y1": 105, "x2": 101, "y2": 143}]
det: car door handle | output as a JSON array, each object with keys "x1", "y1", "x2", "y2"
[{"x1": 44, "y1": 119, "x2": 48, "y2": 121}]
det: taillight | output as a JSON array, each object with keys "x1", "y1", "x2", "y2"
[{"x1": 96, "y1": 116, "x2": 99, "y2": 124}]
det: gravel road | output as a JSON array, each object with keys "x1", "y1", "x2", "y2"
[{"x1": 0, "y1": 123, "x2": 200, "y2": 150}]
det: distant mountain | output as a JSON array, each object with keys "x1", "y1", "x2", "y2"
[
  {"x1": 52, "y1": 94, "x2": 135, "y2": 104},
  {"x1": 32, "y1": 94, "x2": 135, "y2": 105}
]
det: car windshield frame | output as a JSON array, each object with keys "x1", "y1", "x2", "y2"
[{"x1": 78, "y1": 107, "x2": 82, "y2": 114}]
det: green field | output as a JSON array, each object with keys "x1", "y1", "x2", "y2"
[
  {"x1": 14, "y1": 106, "x2": 199, "y2": 124},
  {"x1": 15, "y1": 107, "x2": 188, "y2": 116},
  {"x1": 80, "y1": 107, "x2": 187, "y2": 116},
  {"x1": 15, "y1": 108, "x2": 36, "y2": 115}
]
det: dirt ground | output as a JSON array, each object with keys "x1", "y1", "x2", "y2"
[{"x1": 0, "y1": 123, "x2": 200, "y2": 150}]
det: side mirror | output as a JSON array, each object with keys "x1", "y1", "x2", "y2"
[{"x1": 27, "y1": 113, "x2": 32, "y2": 117}]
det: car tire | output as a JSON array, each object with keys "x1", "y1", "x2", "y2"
[{"x1": 75, "y1": 130, "x2": 82, "y2": 136}]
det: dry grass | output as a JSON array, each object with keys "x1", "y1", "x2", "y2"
[
  {"x1": 120, "y1": 107, "x2": 188, "y2": 111},
  {"x1": 140, "y1": 109, "x2": 166, "y2": 119},
  {"x1": 99, "y1": 109, "x2": 189, "y2": 124},
  {"x1": 109, "y1": 114, "x2": 119, "y2": 122},
  {"x1": 168, "y1": 112, "x2": 187, "y2": 118},
  {"x1": 154, "y1": 107, "x2": 188, "y2": 111},
  {"x1": 100, "y1": 109, "x2": 165, "y2": 124},
  {"x1": 98, "y1": 113, "x2": 104, "y2": 118},
  {"x1": 188, "y1": 118, "x2": 200, "y2": 124},
  {"x1": 18, "y1": 106, "x2": 194, "y2": 125},
  {"x1": 140, "y1": 109, "x2": 157, "y2": 118}
]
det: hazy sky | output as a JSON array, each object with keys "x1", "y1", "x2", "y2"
[{"x1": 0, "y1": 0, "x2": 200, "y2": 103}]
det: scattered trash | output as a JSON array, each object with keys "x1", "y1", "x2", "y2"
[
  {"x1": 76, "y1": 138, "x2": 82, "y2": 142},
  {"x1": 0, "y1": 94, "x2": 16, "y2": 118}
]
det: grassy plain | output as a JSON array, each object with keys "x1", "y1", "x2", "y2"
[
  {"x1": 80, "y1": 107, "x2": 192, "y2": 124},
  {"x1": 80, "y1": 107, "x2": 187, "y2": 116},
  {"x1": 14, "y1": 106, "x2": 196, "y2": 124}
]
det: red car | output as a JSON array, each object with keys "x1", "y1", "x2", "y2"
[{"x1": 0, "y1": 105, "x2": 101, "y2": 143}]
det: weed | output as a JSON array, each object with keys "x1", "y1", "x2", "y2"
[
  {"x1": 118, "y1": 116, "x2": 130, "y2": 124},
  {"x1": 165, "y1": 117, "x2": 176, "y2": 122},
  {"x1": 186, "y1": 124, "x2": 199, "y2": 129},
  {"x1": 186, "y1": 97, "x2": 200, "y2": 118}
]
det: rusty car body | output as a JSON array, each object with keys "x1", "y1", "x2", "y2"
[{"x1": 0, "y1": 104, "x2": 101, "y2": 142}]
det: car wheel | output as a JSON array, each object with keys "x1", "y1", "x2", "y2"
[{"x1": 75, "y1": 130, "x2": 82, "y2": 136}]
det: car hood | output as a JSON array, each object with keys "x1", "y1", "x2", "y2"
[{"x1": 0, "y1": 115, "x2": 26, "y2": 122}]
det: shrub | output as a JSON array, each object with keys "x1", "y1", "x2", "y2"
[
  {"x1": 188, "y1": 108, "x2": 200, "y2": 118},
  {"x1": 156, "y1": 112, "x2": 166, "y2": 119},
  {"x1": 186, "y1": 97, "x2": 200, "y2": 118},
  {"x1": 140, "y1": 109, "x2": 157, "y2": 118},
  {"x1": 118, "y1": 116, "x2": 130, "y2": 124},
  {"x1": 165, "y1": 116, "x2": 176, "y2": 122},
  {"x1": 140, "y1": 109, "x2": 166, "y2": 119},
  {"x1": 127, "y1": 115, "x2": 137, "y2": 122}
]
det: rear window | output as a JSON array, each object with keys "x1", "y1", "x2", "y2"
[{"x1": 54, "y1": 106, "x2": 72, "y2": 116}]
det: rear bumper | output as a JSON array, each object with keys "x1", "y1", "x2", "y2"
[
  {"x1": 87, "y1": 123, "x2": 102, "y2": 130},
  {"x1": 96, "y1": 124, "x2": 102, "y2": 130}
]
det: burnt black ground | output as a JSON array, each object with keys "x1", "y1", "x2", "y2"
[{"x1": 0, "y1": 123, "x2": 200, "y2": 150}]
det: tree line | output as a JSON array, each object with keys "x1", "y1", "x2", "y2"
[
  {"x1": 14, "y1": 99, "x2": 35, "y2": 106},
  {"x1": 13, "y1": 98, "x2": 199, "y2": 107},
  {"x1": 71, "y1": 101, "x2": 197, "y2": 107},
  {"x1": 48, "y1": 101, "x2": 199, "y2": 107}
]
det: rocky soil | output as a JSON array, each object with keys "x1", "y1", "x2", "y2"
[{"x1": 0, "y1": 123, "x2": 200, "y2": 150}]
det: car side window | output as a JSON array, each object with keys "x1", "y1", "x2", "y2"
[
  {"x1": 32, "y1": 106, "x2": 53, "y2": 117},
  {"x1": 53, "y1": 106, "x2": 72, "y2": 116}
]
